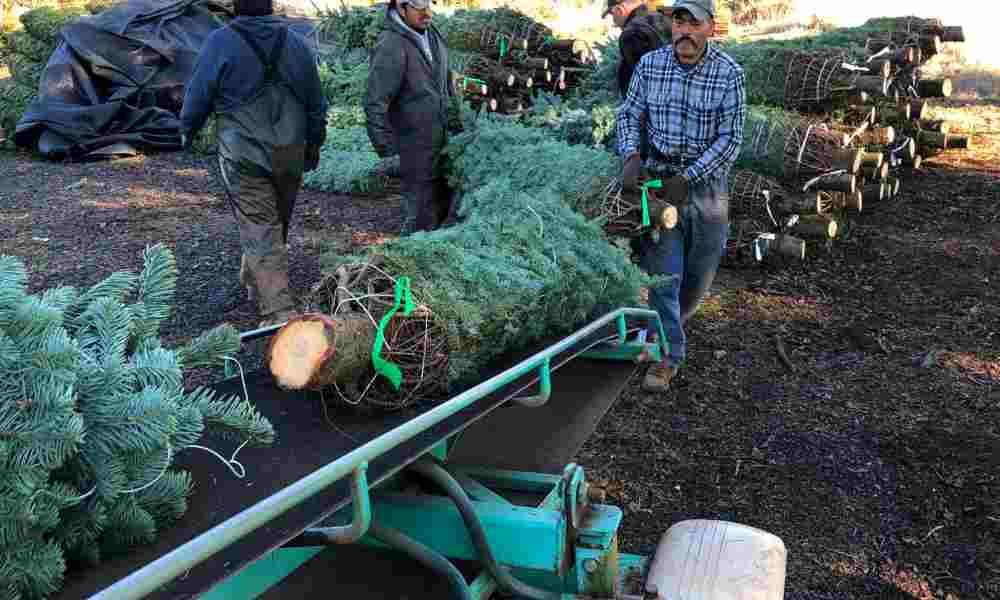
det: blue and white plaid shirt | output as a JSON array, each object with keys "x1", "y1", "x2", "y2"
[{"x1": 617, "y1": 42, "x2": 746, "y2": 189}]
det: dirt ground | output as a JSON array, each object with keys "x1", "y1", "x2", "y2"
[{"x1": 1, "y1": 98, "x2": 997, "y2": 599}]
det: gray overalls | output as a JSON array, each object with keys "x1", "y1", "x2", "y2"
[{"x1": 217, "y1": 23, "x2": 308, "y2": 318}]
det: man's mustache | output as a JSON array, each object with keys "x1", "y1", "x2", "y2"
[{"x1": 675, "y1": 36, "x2": 695, "y2": 46}]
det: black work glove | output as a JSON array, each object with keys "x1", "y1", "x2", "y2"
[
  {"x1": 621, "y1": 152, "x2": 641, "y2": 192},
  {"x1": 305, "y1": 144, "x2": 320, "y2": 172},
  {"x1": 663, "y1": 174, "x2": 689, "y2": 207}
]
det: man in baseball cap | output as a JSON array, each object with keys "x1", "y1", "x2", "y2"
[
  {"x1": 614, "y1": 0, "x2": 746, "y2": 392},
  {"x1": 365, "y1": 0, "x2": 458, "y2": 235}
]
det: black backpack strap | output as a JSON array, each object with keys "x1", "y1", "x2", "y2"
[{"x1": 230, "y1": 22, "x2": 288, "y2": 81}]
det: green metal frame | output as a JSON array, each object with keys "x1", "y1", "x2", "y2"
[{"x1": 90, "y1": 307, "x2": 666, "y2": 600}]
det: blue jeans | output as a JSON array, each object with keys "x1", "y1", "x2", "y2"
[{"x1": 638, "y1": 205, "x2": 728, "y2": 368}]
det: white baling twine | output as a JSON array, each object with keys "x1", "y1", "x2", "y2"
[
  {"x1": 865, "y1": 46, "x2": 892, "y2": 63},
  {"x1": 761, "y1": 189, "x2": 779, "y2": 228},
  {"x1": 795, "y1": 122, "x2": 816, "y2": 169},
  {"x1": 801, "y1": 169, "x2": 847, "y2": 193},
  {"x1": 55, "y1": 356, "x2": 256, "y2": 504}
]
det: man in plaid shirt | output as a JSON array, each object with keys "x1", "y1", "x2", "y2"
[{"x1": 616, "y1": 0, "x2": 746, "y2": 392}]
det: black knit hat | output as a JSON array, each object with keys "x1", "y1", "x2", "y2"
[{"x1": 234, "y1": 0, "x2": 273, "y2": 16}]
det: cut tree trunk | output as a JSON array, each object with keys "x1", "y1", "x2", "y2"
[
  {"x1": 885, "y1": 176, "x2": 901, "y2": 197},
  {"x1": 909, "y1": 99, "x2": 925, "y2": 120},
  {"x1": 919, "y1": 119, "x2": 950, "y2": 134},
  {"x1": 833, "y1": 147, "x2": 864, "y2": 173},
  {"x1": 761, "y1": 233, "x2": 807, "y2": 262},
  {"x1": 917, "y1": 129, "x2": 949, "y2": 149},
  {"x1": 863, "y1": 161, "x2": 889, "y2": 181},
  {"x1": 812, "y1": 172, "x2": 856, "y2": 193},
  {"x1": 918, "y1": 78, "x2": 952, "y2": 98},
  {"x1": 792, "y1": 215, "x2": 838, "y2": 240},
  {"x1": 772, "y1": 192, "x2": 825, "y2": 216},
  {"x1": 268, "y1": 313, "x2": 376, "y2": 391},
  {"x1": 879, "y1": 103, "x2": 910, "y2": 123},
  {"x1": 861, "y1": 151, "x2": 884, "y2": 168},
  {"x1": 946, "y1": 134, "x2": 970, "y2": 149},
  {"x1": 825, "y1": 190, "x2": 863, "y2": 212},
  {"x1": 869, "y1": 59, "x2": 891, "y2": 79},
  {"x1": 862, "y1": 126, "x2": 895, "y2": 145}
]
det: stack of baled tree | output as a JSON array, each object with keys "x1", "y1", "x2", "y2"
[
  {"x1": 718, "y1": 15, "x2": 970, "y2": 264},
  {"x1": 315, "y1": 4, "x2": 596, "y2": 116}
]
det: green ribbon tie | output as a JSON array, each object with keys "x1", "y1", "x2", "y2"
[
  {"x1": 498, "y1": 34, "x2": 508, "y2": 58},
  {"x1": 641, "y1": 179, "x2": 662, "y2": 227},
  {"x1": 372, "y1": 276, "x2": 416, "y2": 390}
]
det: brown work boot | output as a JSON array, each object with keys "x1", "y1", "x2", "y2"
[
  {"x1": 641, "y1": 362, "x2": 677, "y2": 393},
  {"x1": 240, "y1": 254, "x2": 256, "y2": 303}
]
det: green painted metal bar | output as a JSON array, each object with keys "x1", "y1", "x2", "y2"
[
  {"x1": 455, "y1": 474, "x2": 513, "y2": 506},
  {"x1": 450, "y1": 467, "x2": 563, "y2": 494},
  {"x1": 581, "y1": 341, "x2": 661, "y2": 363},
  {"x1": 510, "y1": 358, "x2": 551, "y2": 407},
  {"x1": 302, "y1": 464, "x2": 370, "y2": 544},
  {"x1": 354, "y1": 493, "x2": 565, "y2": 572},
  {"x1": 616, "y1": 313, "x2": 628, "y2": 345},
  {"x1": 198, "y1": 547, "x2": 323, "y2": 600},
  {"x1": 88, "y1": 307, "x2": 662, "y2": 600}
]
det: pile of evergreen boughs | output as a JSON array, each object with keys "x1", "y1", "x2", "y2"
[
  {"x1": 0, "y1": 244, "x2": 274, "y2": 599},
  {"x1": 303, "y1": 126, "x2": 394, "y2": 195}
]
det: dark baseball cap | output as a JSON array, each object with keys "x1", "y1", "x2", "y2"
[{"x1": 671, "y1": 0, "x2": 714, "y2": 21}]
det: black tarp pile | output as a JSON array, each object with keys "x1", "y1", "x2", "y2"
[{"x1": 14, "y1": 0, "x2": 316, "y2": 160}]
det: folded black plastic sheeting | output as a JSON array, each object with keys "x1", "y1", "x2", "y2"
[{"x1": 14, "y1": 0, "x2": 317, "y2": 161}]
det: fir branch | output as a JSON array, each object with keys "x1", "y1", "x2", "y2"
[
  {"x1": 100, "y1": 497, "x2": 157, "y2": 552},
  {"x1": 128, "y1": 347, "x2": 183, "y2": 392},
  {"x1": 81, "y1": 387, "x2": 179, "y2": 458},
  {"x1": 173, "y1": 323, "x2": 240, "y2": 371},
  {"x1": 64, "y1": 271, "x2": 138, "y2": 334},
  {"x1": 184, "y1": 387, "x2": 275, "y2": 447},
  {"x1": 135, "y1": 470, "x2": 193, "y2": 526},
  {"x1": 132, "y1": 244, "x2": 178, "y2": 341},
  {"x1": 76, "y1": 297, "x2": 132, "y2": 366},
  {"x1": 0, "y1": 255, "x2": 28, "y2": 325},
  {"x1": 0, "y1": 538, "x2": 66, "y2": 599}
]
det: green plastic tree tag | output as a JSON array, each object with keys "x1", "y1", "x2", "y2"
[
  {"x1": 641, "y1": 179, "x2": 662, "y2": 227},
  {"x1": 498, "y1": 34, "x2": 508, "y2": 58},
  {"x1": 371, "y1": 276, "x2": 415, "y2": 390}
]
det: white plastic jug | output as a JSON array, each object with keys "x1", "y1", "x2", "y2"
[{"x1": 644, "y1": 519, "x2": 787, "y2": 600}]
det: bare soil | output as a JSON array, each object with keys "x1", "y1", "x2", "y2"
[{"x1": 1, "y1": 98, "x2": 998, "y2": 599}]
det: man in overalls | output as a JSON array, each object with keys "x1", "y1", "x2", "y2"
[
  {"x1": 180, "y1": 0, "x2": 328, "y2": 326},
  {"x1": 364, "y1": 0, "x2": 456, "y2": 235}
]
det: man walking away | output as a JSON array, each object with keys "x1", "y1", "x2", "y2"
[
  {"x1": 180, "y1": 0, "x2": 329, "y2": 327},
  {"x1": 365, "y1": 0, "x2": 456, "y2": 235},
  {"x1": 604, "y1": 0, "x2": 671, "y2": 98},
  {"x1": 616, "y1": 0, "x2": 746, "y2": 392}
]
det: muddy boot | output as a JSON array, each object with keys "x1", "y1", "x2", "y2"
[
  {"x1": 641, "y1": 361, "x2": 677, "y2": 393},
  {"x1": 243, "y1": 227, "x2": 296, "y2": 325}
]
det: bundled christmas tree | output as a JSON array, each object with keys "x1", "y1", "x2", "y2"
[
  {"x1": 269, "y1": 118, "x2": 658, "y2": 411},
  {"x1": 0, "y1": 244, "x2": 274, "y2": 599}
]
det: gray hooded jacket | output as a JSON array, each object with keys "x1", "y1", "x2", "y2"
[{"x1": 363, "y1": 5, "x2": 455, "y2": 180}]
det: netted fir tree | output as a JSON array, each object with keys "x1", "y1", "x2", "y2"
[
  {"x1": 1, "y1": 244, "x2": 274, "y2": 599},
  {"x1": 312, "y1": 116, "x2": 650, "y2": 389}
]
